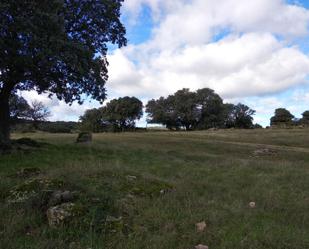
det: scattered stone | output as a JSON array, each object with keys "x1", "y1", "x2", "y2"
[
  {"x1": 126, "y1": 175, "x2": 137, "y2": 181},
  {"x1": 249, "y1": 202, "x2": 256, "y2": 208},
  {"x1": 7, "y1": 178, "x2": 64, "y2": 204},
  {"x1": 195, "y1": 244, "x2": 209, "y2": 249},
  {"x1": 76, "y1": 132, "x2": 92, "y2": 143},
  {"x1": 196, "y1": 221, "x2": 207, "y2": 232},
  {"x1": 16, "y1": 167, "x2": 41, "y2": 178},
  {"x1": 47, "y1": 202, "x2": 78, "y2": 227}
]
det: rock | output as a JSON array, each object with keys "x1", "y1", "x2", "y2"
[
  {"x1": 249, "y1": 202, "x2": 256, "y2": 208},
  {"x1": 126, "y1": 175, "x2": 137, "y2": 181},
  {"x1": 196, "y1": 221, "x2": 207, "y2": 232},
  {"x1": 7, "y1": 178, "x2": 63, "y2": 204},
  {"x1": 195, "y1": 244, "x2": 209, "y2": 249},
  {"x1": 48, "y1": 190, "x2": 74, "y2": 206},
  {"x1": 69, "y1": 242, "x2": 82, "y2": 249},
  {"x1": 76, "y1": 132, "x2": 92, "y2": 143},
  {"x1": 47, "y1": 202, "x2": 77, "y2": 227}
]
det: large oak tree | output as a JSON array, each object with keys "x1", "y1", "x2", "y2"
[{"x1": 0, "y1": 0, "x2": 126, "y2": 144}]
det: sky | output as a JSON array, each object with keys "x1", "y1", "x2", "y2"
[{"x1": 22, "y1": 0, "x2": 309, "y2": 127}]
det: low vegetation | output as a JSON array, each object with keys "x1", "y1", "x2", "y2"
[{"x1": 1, "y1": 129, "x2": 309, "y2": 249}]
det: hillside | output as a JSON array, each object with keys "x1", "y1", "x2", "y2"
[{"x1": 1, "y1": 129, "x2": 309, "y2": 249}]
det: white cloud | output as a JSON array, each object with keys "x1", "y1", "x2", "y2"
[
  {"x1": 107, "y1": 32, "x2": 309, "y2": 99},
  {"x1": 124, "y1": 0, "x2": 309, "y2": 49},
  {"x1": 20, "y1": 91, "x2": 100, "y2": 121}
]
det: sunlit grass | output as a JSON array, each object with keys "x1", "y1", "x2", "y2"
[{"x1": 0, "y1": 129, "x2": 309, "y2": 249}]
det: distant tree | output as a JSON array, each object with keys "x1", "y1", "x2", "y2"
[
  {"x1": 253, "y1": 123, "x2": 263, "y2": 129},
  {"x1": 79, "y1": 108, "x2": 107, "y2": 133},
  {"x1": 172, "y1": 89, "x2": 199, "y2": 130},
  {"x1": 102, "y1": 97, "x2": 143, "y2": 131},
  {"x1": 146, "y1": 88, "x2": 255, "y2": 130},
  {"x1": 26, "y1": 101, "x2": 51, "y2": 128},
  {"x1": 9, "y1": 94, "x2": 31, "y2": 122},
  {"x1": 146, "y1": 97, "x2": 181, "y2": 130},
  {"x1": 225, "y1": 103, "x2": 256, "y2": 129},
  {"x1": 270, "y1": 108, "x2": 294, "y2": 127},
  {"x1": 195, "y1": 88, "x2": 225, "y2": 129},
  {"x1": 0, "y1": 0, "x2": 126, "y2": 145},
  {"x1": 80, "y1": 97, "x2": 143, "y2": 132},
  {"x1": 146, "y1": 96, "x2": 182, "y2": 130},
  {"x1": 301, "y1": 111, "x2": 309, "y2": 125},
  {"x1": 146, "y1": 89, "x2": 198, "y2": 130}
]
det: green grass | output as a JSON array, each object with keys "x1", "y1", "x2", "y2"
[{"x1": 1, "y1": 129, "x2": 309, "y2": 249}]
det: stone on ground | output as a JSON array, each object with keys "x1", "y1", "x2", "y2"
[
  {"x1": 76, "y1": 132, "x2": 92, "y2": 143},
  {"x1": 195, "y1": 244, "x2": 209, "y2": 249},
  {"x1": 196, "y1": 221, "x2": 207, "y2": 232}
]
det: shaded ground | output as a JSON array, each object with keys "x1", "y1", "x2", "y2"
[{"x1": 0, "y1": 129, "x2": 309, "y2": 249}]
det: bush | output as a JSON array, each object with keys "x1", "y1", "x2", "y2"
[{"x1": 38, "y1": 121, "x2": 78, "y2": 133}]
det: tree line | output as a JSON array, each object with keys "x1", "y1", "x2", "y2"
[
  {"x1": 8, "y1": 88, "x2": 309, "y2": 134},
  {"x1": 270, "y1": 108, "x2": 309, "y2": 127},
  {"x1": 80, "y1": 88, "x2": 259, "y2": 132}
]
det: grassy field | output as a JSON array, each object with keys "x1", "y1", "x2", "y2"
[{"x1": 1, "y1": 129, "x2": 309, "y2": 249}]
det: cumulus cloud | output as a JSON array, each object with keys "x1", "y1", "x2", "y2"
[
  {"x1": 124, "y1": 0, "x2": 309, "y2": 48},
  {"x1": 107, "y1": 32, "x2": 309, "y2": 99}
]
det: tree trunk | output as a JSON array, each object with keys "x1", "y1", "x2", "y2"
[{"x1": 0, "y1": 95, "x2": 11, "y2": 145}]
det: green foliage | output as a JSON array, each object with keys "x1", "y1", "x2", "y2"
[
  {"x1": 225, "y1": 103, "x2": 256, "y2": 129},
  {"x1": 146, "y1": 88, "x2": 255, "y2": 130},
  {"x1": 37, "y1": 121, "x2": 78, "y2": 133},
  {"x1": 103, "y1": 96, "x2": 144, "y2": 131},
  {"x1": 80, "y1": 97, "x2": 143, "y2": 132},
  {"x1": 0, "y1": 0, "x2": 127, "y2": 142},
  {"x1": 253, "y1": 123, "x2": 263, "y2": 129},
  {"x1": 270, "y1": 108, "x2": 295, "y2": 127},
  {"x1": 196, "y1": 88, "x2": 226, "y2": 129},
  {"x1": 9, "y1": 94, "x2": 31, "y2": 122},
  {"x1": 146, "y1": 97, "x2": 180, "y2": 130},
  {"x1": 79, "y1": 108, "x2": 106, "y2": 133},
  {"x1": 301, "y1": 111, "x2": 309, "y2": 125}
]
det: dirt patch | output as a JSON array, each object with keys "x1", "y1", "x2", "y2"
[{"x1": 253, "y1": 147, "x2": 277, "y2": 156}]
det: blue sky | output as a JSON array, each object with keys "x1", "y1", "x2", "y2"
[{"x1": 24, "y1": 0, "x2": 309, "y2": 127}]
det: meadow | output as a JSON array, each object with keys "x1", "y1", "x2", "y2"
[{"x1": 0, "y1": 129, "x2": 309, "y2": 249}]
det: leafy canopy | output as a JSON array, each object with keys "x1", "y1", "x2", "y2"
[
  {"x1": 270, "y1": 108, "x2": 294, "y2": 125},
  {"x1": 0, "y1": 0, "x2": 126, "y2": 103},
  {"x1": 146, "y1": 88, "x2": 256, "y2": 130},
  {"x1": 9, "y1": 94, "x2": 30, "y2": 121},
  {"x1": 80, "y1": 97, "x2": 143, "y2": 132}
]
